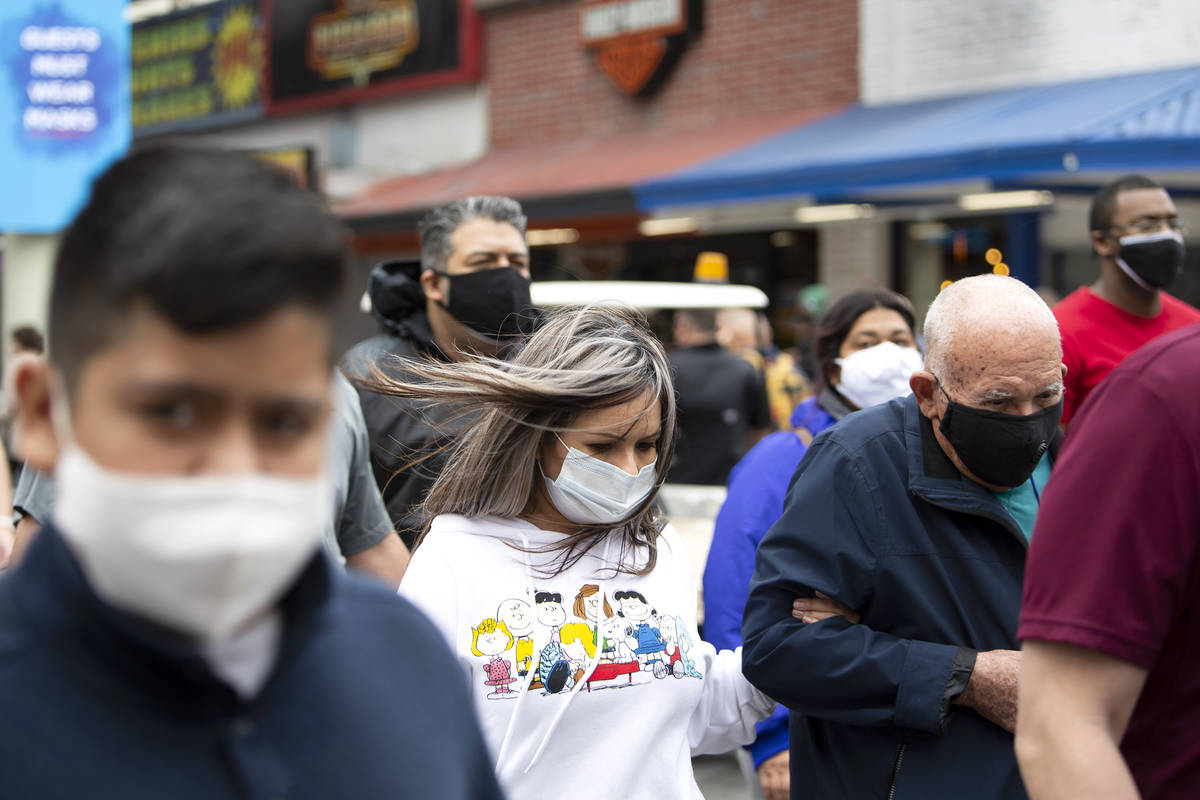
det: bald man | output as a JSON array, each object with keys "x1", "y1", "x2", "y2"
[{"x1": 742, "y1": 275, "x2": 1064, "y2": 800}]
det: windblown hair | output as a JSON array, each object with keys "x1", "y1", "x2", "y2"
[{"x1": 367, "y1": 303, "x2": 677, "y2": 577}]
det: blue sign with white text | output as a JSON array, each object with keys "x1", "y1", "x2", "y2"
[{"x1": 0, "y1": 0, "x2": 130, "y2": 232}]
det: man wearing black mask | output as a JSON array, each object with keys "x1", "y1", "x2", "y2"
[
  {"x1": 744, "y1": 275, "x2": 1064, "y2": 800},
  {"x1": 1054, "y1": 175, "x2": 1200, "y2": 425},
  {"x1": 343, "y1": 196, "x2": 534, "y2": 546}
]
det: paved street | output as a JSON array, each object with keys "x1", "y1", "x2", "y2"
[{"x1": 694, "y1": 753, "x2": 753, "y2": 800}]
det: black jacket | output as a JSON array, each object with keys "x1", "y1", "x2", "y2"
[
  {"x1": 341, "y1": 260, "x2": 459, "y2": 547},
  {"x1": 742, "y1": 395, "x2": 1060, "y2": 800}
]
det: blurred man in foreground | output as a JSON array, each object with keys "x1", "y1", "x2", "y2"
[{"x1": 0, "y1": 147, "x2": 501, "y2": 799}]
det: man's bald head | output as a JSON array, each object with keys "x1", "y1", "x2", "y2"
[
  {"x1": 923, "y1": 274, "x2": 1060, "y2": 392},
  {"x1": 912, "y1": 274, "x2": 1066, "y2": 491}
]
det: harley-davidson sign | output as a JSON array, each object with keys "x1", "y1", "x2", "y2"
[{"x1": 578, "y1": 0, "x2": 700, "y2": 97}]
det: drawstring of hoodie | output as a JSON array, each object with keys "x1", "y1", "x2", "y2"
[
  {"x1": 493, "y1": 533, "x2": 539, "y2": 772},
  {"x1": 521, "y1": 535, "x2": 614, "y2": 774}
]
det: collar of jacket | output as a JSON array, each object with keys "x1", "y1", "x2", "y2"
[
  {"x1": 9, "y1": 524, "x2": 337, "y2": 717},
  {"x1": 900, "y1": 396, "x2": 1062, "y2": 546}
]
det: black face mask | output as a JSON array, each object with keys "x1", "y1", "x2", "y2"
[
  {"x1": 937, "y1": 382, "x2": 1062, "y2": 489},
  {"x1": 1115, "y1": 230, "x2": 1186, "y2": 290},
  {"x1": 439, "y1": 268, "x2": 533, "y2": 339}
]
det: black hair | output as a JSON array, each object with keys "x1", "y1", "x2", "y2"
[
  {"x1": 674, "y1": 308, "x2": 718, "y2": 335},
  {"x1": 613, "y1": 590, "x2": 654, "y2": 617},
  {"x1": 813, "y1": 288, "x2": 916, "y2": 389},
  {"x1": 50, "y1": 146, "x2": 349, "y2": 387},
  {"x1": 534, "y1": 591, "x2": 562, "y2": 604},
  {"x1": 1089, "y1": 174, "x2": 1163, "y2": 234},
  {"x1": 11, "y1": 325, "x2": 44, "y2": 354}
]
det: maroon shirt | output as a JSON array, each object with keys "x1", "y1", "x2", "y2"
[{"x1": 1019, "y1": 323, "x2": 1200, "y2": 799}]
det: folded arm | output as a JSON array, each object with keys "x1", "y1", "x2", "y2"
[{"x1": 741, "y1": 439, "x2": 973, "y2": 733}]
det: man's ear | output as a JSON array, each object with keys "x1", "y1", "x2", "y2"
[
  {"x1": 1091, "y1": 229, "x2": 1116, "y2": 259},
  {"x1": 12, "y1": 357, "x2": 61, "y2": 472},
  {"x1": 910, "y1": 370, "x2": 941, "y2": 419},
  {"x1": 420, "y1": 269, "x2": 447, "y2": 304}
]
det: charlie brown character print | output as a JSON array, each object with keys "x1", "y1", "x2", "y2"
[
  {"x1": 533, "y1": 591, "x2": 577, "y2": 694},
  {"x1": 497, "y1": 598, "x2": 535, "y2": 677},
  {"x1": 614, "y1": 590, "x2": 672, "y2": 679}
]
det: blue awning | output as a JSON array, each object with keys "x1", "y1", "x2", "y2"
[{"x1": 635, "y1": 66, "x2": 1200, "y2": 210}]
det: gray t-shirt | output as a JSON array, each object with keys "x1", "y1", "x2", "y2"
[
  {"x1": 12, "y1": 371, "x2": 394, "y2": 563},
  {"x1": 12, "y1": 463, "x2": 54, "y2": 526},
  {"x1": 326, "y1": 370, "x2": 393, "y2": 559}
]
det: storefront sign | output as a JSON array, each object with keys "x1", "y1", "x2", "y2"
[
  {"x1": 578, "y1": 0, "x2": 700, "y2": 96},
  {"x1": 252, "y1": 145, "x2": 318, "y2": 190},
  {"x1": 0, "y1": 0, "x2": 129, "y2": 232},
  {"x1": 266, "y1": 0, "x2": 481, "y2": 115},
  {"x1": 132, "y1": 0, "x2": 264, "y2": 136}
]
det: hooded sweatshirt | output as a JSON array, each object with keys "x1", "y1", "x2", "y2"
[
  {"x1": 341, "y1": 260, "x2": 453, "y2": 546},
  {"x1": 399, "y1": 513, "x2": 774, "y2": 799}
]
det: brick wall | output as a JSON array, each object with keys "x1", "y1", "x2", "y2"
[
  {"x1": 862, "y1": 0, "x2": 1200, "y2": 105},
  {"x1": 484, "y1": 0, "x2": 859, "y2": 148}
]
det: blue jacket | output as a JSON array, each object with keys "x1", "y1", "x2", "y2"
[
  {"x1": 702, "y1": 396, "x2": 837, "y2": 766},
  {"x1": 0, "y1": 526, "x2": 505, "y2": 800},
  {"x1": 743, "y1": 395, "x2": 1059, "y2": 800}
]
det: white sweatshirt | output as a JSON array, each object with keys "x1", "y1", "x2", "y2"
[{"x1": 399, "y1": 514, "x2": 774, "y2": 799}]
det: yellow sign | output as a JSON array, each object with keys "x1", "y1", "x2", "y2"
[
  {"x1": 307, "y1": 0, "x2": 419, "y2": 86},
  {"x1": 131, "y1": 1, "x2": 262, "y2": 134}
]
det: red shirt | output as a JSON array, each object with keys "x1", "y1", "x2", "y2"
[
  {"x1": 1019, "y1": 324, "x2": 1200, "y2": 799},
  {"x1": 1053, "y1": 287, "x2": 1200, "y2": 424}
]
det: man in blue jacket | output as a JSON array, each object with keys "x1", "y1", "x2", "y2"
[
  {"x1": 0, "y1": 147, "x2": 503, "y2": 800},
  {"x1": 743, "y1": 274, "x2": 1065, "y2": 800}
]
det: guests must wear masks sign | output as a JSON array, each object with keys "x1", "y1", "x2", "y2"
[{"x1": 0, "y1": 0, "x2": 129, "y2": 232}]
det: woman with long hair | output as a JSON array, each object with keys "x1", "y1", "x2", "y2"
[
  {"x1": 701, "y1": 287, "x2": 921, "y2": 800},
  {"x1": 375, "y1": 304, "x2": 775, "y2": 798}
]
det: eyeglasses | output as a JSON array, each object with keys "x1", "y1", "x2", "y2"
[{"x1": 1108, "y1": 216, "x2": 1186, "y2": 236}]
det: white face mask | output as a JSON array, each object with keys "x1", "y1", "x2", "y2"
[
  {"x1": 54, "y1": 444, "x2": 331, "y2": 642},
  {"x1": 542, "y1": 438, "x2": 657, "y2": 526},
  {"x1": 834, "y1": 340, "x2": 923, "y2": 410}
]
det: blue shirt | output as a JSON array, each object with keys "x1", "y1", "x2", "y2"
[
  {"x1": 702, "y1": 395, "x2": 839, "y2": 766},
  {"x1": 990, "y1": 451, "x2": 1052, "y2": 541}
]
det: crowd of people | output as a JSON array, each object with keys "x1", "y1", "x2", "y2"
[{"x1": 0, "y1": 145, "x2": 1194, "y2": 800}]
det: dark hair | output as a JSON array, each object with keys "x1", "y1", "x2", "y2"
[
  {"x1": 50, "y1": 146, "x2": 349, "y2": 387},
  {"x1": 813, "y1": 288, "x2": 916, "y2": 389},
  {"x1": 11, "y1": 326, "x2": 44, "y2": 354},
  {"x1": 418, "y1": 196, "x2": 527, "y2": 274},
  {"x1": 1089, "y1": 174, "x2": 1163, "y2": 234},
  {"x1": 613, "y1": 589, "x2": 654, "y2": 617},
  {"x1": 534, "y1": 591, "x2": 562, "y2": 604},
  {"x1": 675, "y1": 308, "x2": 717, "y2": 335}
]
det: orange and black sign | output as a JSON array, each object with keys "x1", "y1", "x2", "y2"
[
  {"x1": 265, "y1": 0, "x2": 480, "y2": 115},
  {"x1": 578, "y1": 0, "x2": 701, "y2": 97}
]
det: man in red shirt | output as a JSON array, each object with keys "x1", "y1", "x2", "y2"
[
  {"x1": 1053, "y1": 175, "x2": 1200, "y2": 424},
  {"x1": 1015, "y1": 324, "x2": 1200, "y2": 800}
]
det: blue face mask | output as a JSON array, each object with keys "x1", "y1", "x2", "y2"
[{"x1": 542, "y1": 438, "x2": 657, "y2": 526}]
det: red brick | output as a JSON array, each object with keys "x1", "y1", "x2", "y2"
[{"x1": 481, "y1": 0, "x2": 859, "y2": 149}]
